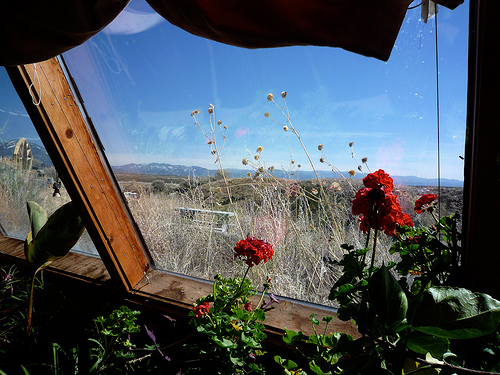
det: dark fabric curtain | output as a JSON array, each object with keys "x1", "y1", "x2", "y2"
[
  {"x1": 0, "y1": 0, "x2": 130, "y2": 66},
  {"x1": 0, "y1": 0, "x2": 463, "y2": 66},
  {"x1": 145, "y1": 0, "x2": 412, "y2": 61}
]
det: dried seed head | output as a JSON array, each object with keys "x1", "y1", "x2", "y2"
[
  {"x1": 349, "y1": 141, "x2": 354, "y2": 147},
  {"x1": 207, "y1": 140, "x2": 213, "y2": 145},
  {"x1": 254, "y1": 155, "x2": 260, "y2": 160},
  {"x1": 223, "y1": 125, "x2": 228, "y2": 130},
  {"x1": 358, "y1": 165, "x2": 362, "y2": 171},
  {"x1": 256, "y1": 146, "x2": 264, "y2": 152},
  {"x1": 283, "y1": 126, "x2": 289, "y2": 131},
  {"x1": 349, "y1": 170, "x2": 356, "y2": 176},
  {"x1": 268, "y1": 166, "x2": 275, "y2": 172},
  {"x1": 320, "y1": 157, "x2": 325, "y2": 163},
  {"x1": 291, "y1": 160, "x2": 295, "y2": 164},
  {"x1": 216, "y1": 187, "x2": 221, "y2": 193},
  {"x1": 318, "y1": 144, "x2": 323, "y2": 151},
  {"x1": 264, "y1": 112, "x2": 270, "y2": 118},
  {"x1": 208, "y1": 107, "x2": 214, "y2": 114},
  {"x1": 242, "y1": 158, "x2": 248, "y2": 165},
  {"x1": 281, "y1": 91, "x2": 287, "y2": 98},
  {"x1": 191, "y1": 111, "x2": 196, "y2": 117},
  {"x1": 247, "y1": 172, "x2": 252, "y2": 177},
  {"x1": 217, "y1": 120, "x2": 222, "y2": 125},
  {"x1": 362, "y1": 157, "x2": 368, "y2": 163},
  {"x1": 258, "y1": 166, "x2": 265, "y2": 173},
  {"x1": 297, "y1": 164, "x2": 301, "y2": 168},
  {"x1": 211, "y1": 150, "x2": 216, "y2": 154},
  {"x1": 267, "y1": 93, "x2": 274, "y2": 101}
]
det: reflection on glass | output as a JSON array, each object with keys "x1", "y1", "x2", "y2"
[
  {"x1": 0, "y1": 67, "x2": 98, "y2": 256},
  {"x1": 63, "y1": 0, "x2": 468, "y2": 304}
]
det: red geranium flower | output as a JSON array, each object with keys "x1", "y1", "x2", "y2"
[
  {"x1": 193, "y1": 302, "x2": 210, "y2": 318},
  {"x1": 352, "y1": 170, "x2": 413, "y2": 236},
  {"x1": 362, "y1": 169, "x2": 394, "y2": 191},
  {"x1": 414, "y1": 194, "x2": 437, "y2": 213},
  {"x1": 234, "y1": 236, "x2": 274, "y2": 267}
]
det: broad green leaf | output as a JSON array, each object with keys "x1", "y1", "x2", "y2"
[
  {"x1": 406, "y1": 331, "x2": 449, "y2": 359},
  {"x1": 412, "y1": 287, "x2": 500, "y2": 339},
  {"x1": 322, "y1": 316, "x2": 333, "y2": 324},
  {"x1": 309, "y1": 360, "x2": 331, "y2": 375},
  {"x1": 310, "y1": 314, "x2": 320, "y2": 325},
  {"x1": 274, "y1": 355, "x2": 299, "y2": 370},
  {"x1": 283, "y1": 328, "x2": 305, "y2": 345},
  {"x1": 368, "y1": 265, "x2": 408, "y2": 328},
  {"x1": 26, "y1": 201, "x2": 48, "y2": 239},
  {"x1": 213, "y1": 335, "x2": 236, "y2": 349},
  {"x1": 24, "y1": 201, "x2": 48, "y2": 260},
  {"x1": 24, "y1": 201, "x2": 85, "y2": 266},
  {"x1": 306, "y1": 335, "x2": 321, "y2": 346},
  {"x1": 253, "y1": 308, "x2": 266, "y2": 322},
  {"x1": 241, "y1": 332, "x2": 260, "y2": 348}
]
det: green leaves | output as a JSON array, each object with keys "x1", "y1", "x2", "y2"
[
  {"x1": 406, "y1": 332, "x2": 449, "y2": 358},
  {"x1": 368, "y1": 265, "x2": 408, "y2": 330},
  {"x1": 24, "y1": 201, "x2": 85, "y2": 266},
  {"x1": 412, "y1": 287, "x2": 500, "y2": 339},
  {"x1": 189, "y1": 272, "x2": 273, "y2": 374},
  {"x1": 24, "y1": 201, "x2": 85, "y2": 335}
]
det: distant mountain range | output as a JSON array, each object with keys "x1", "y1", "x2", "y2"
[
  {"x1": 112, "y1": 162, "x2": 464, "y2": 187},
  {"x1": 0, "y1": 139, "x2": 52, "y2": 167}
]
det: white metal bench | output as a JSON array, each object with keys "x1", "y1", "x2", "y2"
[{"x1": 175, "y1": 207, "x2": 235, "y2": 233}]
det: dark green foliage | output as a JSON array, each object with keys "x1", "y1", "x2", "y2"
[
  {"x1": 277, "y1": 212, "x2": 500, "y2": 374},
  {"x1": 187, "y1": 274, "x2": 275, "y2": 374}
]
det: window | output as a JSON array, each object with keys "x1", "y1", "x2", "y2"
[
  {"x1": 60, "y1": 0, "x2": 469, "y2": 305},
  {"x1": 5, "y1": 0, "x2": 495, "y2": 337},
  {"x1": 0, "y1": 68, "x2": 97, "y2": 255}
]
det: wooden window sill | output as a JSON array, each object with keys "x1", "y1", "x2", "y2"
[{"x1": 0, "y1": 236, "x2": 358, "y2": 340}]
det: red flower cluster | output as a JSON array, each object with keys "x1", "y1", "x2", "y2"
[
  {"x1": 234, "y1": 236, "x2": 274, "y2": 267},
  {"x1": 193, "y1": 302, "x2": 210, "y2": 318},
  {"x1": 414, "y1": 194, "x2": 437, "y2": 213},
  {"x1": 352, "y1": 169, "x2": 413, "y2": 236}
]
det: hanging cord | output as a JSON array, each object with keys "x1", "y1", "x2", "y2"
[
  {"x1": 434, "y1": 12, "x2": 442, "y2": 222},
  {"x1": 28, "y1": 63, "x2": 41, "y2": 106}
]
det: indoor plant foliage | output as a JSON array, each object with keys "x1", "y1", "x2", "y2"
[
  {"x1": 276, "y1": 169, "x2": 500, "y2": 374},
  {"x1": 24, "y1": 200, "x2": 85, "y2": 334},
  {"x1": 188, "y1": 236, "x2": 277, "y2": 374}
]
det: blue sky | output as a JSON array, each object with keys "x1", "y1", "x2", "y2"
[{"x1": 1, "y1": 0, "x2": 469, "y2": 182}]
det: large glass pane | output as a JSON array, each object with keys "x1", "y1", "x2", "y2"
[
  {"x1": 0, "y1": 67, "x2": 97, "y2": 256},
  {"x1": 63, "y1": 0, "x2": 468, "y2": 304}
]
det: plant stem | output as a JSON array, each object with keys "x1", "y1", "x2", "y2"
[{"x1": 234, "y1": 265, "x2": 251, "y2": 299}]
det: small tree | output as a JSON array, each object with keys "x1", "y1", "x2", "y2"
[
  {"x1": 151, "y1": 180, "x2": 165, "y2": 193},
  {"x1": 214, "y1": 169, "x2": 230, "y2": 181}
]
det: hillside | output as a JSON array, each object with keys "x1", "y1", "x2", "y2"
[{"x1": 112, "y1": 162, "x2": 464, "y2": 187}]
